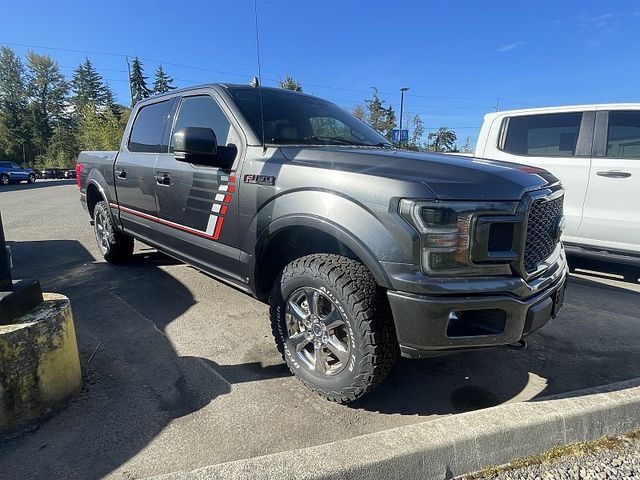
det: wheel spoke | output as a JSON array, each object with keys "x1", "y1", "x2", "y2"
[
  {"x1": 320, "y1": 307, "x2": 344, "y2": 331},
  {"x1": 305, "y1": 289, "x2": 320, "y2": 316},
  {"x1": 326, "y1": 336, "x2": 349, "y2": 364},
  {"x1": 287, "y1": 299, "x2": 309, "y2": 323},
  {"x1": 288, "y1": 332, "x2": 311, "y2": 352},
  {"x1": 314, "y1": 344, "x2": 328, "y2": 374}
]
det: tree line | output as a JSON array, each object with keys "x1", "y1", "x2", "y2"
[
  {"x1": 278, "y1": 75, "x2": 471, "y2": 153},
  {"x1": 0, "y1": 47, "x2": 176, "y2": 169}
]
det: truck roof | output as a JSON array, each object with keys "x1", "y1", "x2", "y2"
[
  {"x1": 142, "y1": 82, "x2": 313, "y2": 102},
  {"x1": 483, "y1": 102, "x2": 640, "y2": 120}
]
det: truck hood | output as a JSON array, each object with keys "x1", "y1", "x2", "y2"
[{"x1": 280, "y1": 147, "x2": 559, "y2": 201}]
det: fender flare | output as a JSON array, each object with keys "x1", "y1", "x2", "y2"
[{"x1": 254, "y1": 214, "x2": 393, "y2": 289}]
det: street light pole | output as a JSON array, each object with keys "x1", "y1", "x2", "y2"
[{"x1": 399, "y1": 87, "x2": 409, "y2": 146}]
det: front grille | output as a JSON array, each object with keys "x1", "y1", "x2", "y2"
[{"x1": 523, "y1": 195, "x2": 564, "y2": 274}]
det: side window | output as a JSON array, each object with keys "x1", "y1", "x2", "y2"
[
  {"x1": 128, "y1": 100, "x2": 172, "y2": 153},
  {"x1": 170, "y1": 95, "x2": 232, "y2": 150},
  {"x1": 502, "y1": 113, "x2": 583, "y2": 157},
  {"x1": 606, "y1": 111, "x2": 640, "y2": 158}
]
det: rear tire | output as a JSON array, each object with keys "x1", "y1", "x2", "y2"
[
  {"x1": 27, "y1": 173, "x2": 35, "y2": 184},
  {"x1": 0, "y1": 174, "x2": 9, "y2": 185},
  {"x1": 93, "y1": 201, "x2": 134, "y2": 264},
  {"x1": 270, "y1": 254, "x2": 398, "y2": 403}
]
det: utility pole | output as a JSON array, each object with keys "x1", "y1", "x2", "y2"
[
  {"x1": 399, "y1": 87, "x2": 409, "y2": 146},
  {"x1": 125, "y1": 56, "x2": 133, "y2": 106},
  {"x1": 495, "y1": 98, "x2": 500, "y2": 112}
]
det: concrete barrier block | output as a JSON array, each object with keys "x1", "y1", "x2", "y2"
[{"x1": 0, "y1": 293, "x2": 81, "y2": 436}]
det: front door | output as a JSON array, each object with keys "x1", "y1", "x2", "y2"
[
  {"x1": 578, "y1": 110, "x2": 640, "y2": 252},
  {"x1": 154, "y1": 93, "x2": 243, "y2": 279},
  {"x1": 114, "y1": 98, "x2": 173, "y2": 243}
]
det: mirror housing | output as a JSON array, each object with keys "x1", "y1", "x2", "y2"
[{"x1": 173, "y1": 127, "x2": 218, "y2": 164}]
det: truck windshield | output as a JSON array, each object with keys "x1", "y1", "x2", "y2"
[{"x1": 227, "y1": 87, "x2": 392, "y2": 147}]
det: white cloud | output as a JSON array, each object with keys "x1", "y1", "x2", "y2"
[{"x1": 496, "y1": 42, "x2": 523, "y2": 53}]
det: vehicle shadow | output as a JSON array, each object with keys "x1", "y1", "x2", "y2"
[
  {"x1": 354, "y1": 270, "x2": 640, "y2": 414},
  {"x1": 0, "y1": 240, "x2": 289, "y2": 480},
  {"x1": 0, "y1": 179, "x2": 76, "y2": 192}
]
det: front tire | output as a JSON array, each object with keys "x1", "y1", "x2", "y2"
[
  {"x1": 27, "y1": 173, "x2": 36, "y2": 184},
  {"x1": 0, "y1": 174, "x2": 9, "y2": 185},
  {"x1": 93, "y1": 201, "x2": 134, "y2": 264},
  {"x1": 270, "y1": 254, "x2": 398, "y2": 403}
]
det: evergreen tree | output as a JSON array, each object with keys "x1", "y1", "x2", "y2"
[
  {"x1": 25, "y1": 51, "x2": 69, "y2": 156},
  {"x1": 278, "y1": 74, "x2": 302, "y2": 92},
  {"x1": 71, "y1": 58, "x2": 106, "y2": 110},
  {"x1": 0, "y1": 47, "x2": 30, "y2": 163},
  {"x1": 364, "y1": 87, "x2": 396, "y2": 141},
  {"x1": 130, "y1": 57, "x2": 150, "y2": 105},
  {"x1": 152, "y1": 65, "x2": 176, "y2": 94}
]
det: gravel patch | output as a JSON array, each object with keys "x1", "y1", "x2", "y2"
[{"x1": 465, "y1": 433, "x2": 640, "y2": 479}]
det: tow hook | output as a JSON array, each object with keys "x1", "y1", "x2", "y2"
[{"x1": 506, "y1": 339, "x2": 527, "y2": 350}]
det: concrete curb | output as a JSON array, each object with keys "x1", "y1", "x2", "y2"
[
  {"x1": 0, "y1": 293, "x2": 81, "y2": 436},
  {"x1": 152, "y1": 378, "x2": 640, "y2": 480}
]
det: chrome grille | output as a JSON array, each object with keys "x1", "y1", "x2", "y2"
[{"x1": 523, "y1": 195, "x2": 564, "y2": 274}]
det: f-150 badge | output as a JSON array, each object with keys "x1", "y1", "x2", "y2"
[{"x1": 244, "y1": 174, "x2": 275, "y2": 185}]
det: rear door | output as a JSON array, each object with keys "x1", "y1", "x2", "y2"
[
  {"x1": 494, "y1": 111, "x2": 593, "y2": 240},
  {"x1": 9, "y1": 163, "x2": 28, "y2": 181},
  {"x1": 577, "y1": 110, "x2": 640, "y2": 252},
  {"x1": 114, "y1": 98, "x2": 173, "y2": 243},
  {"x1": 153, "y1": 92, "x2": 244, "y2": 279}
]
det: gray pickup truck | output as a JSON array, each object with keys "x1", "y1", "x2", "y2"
[{"x1": 77, "y1": 83, "x2": 567, "y2": 403}]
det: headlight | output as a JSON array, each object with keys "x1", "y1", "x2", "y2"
[{"x1": 399, "y1": 199, "x2": 512, "y2": 276}]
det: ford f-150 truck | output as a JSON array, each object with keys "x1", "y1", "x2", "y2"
[{"x1": 77, "y1": 84, "x2": 567, "y2": 403}]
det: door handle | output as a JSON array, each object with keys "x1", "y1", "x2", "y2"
[
  {"x1": 596, "y1": 170, "x2": 631, "y2": 179},
  {"x1": 115, "y1": 169, "x2": 127, "y2": 179},
  {"x1": 155, "y1": 172, "x2": 171, "y2": 185}
]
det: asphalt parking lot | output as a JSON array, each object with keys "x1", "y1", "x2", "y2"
[{"x1": 1, "y1": 180, "x2": 639, "y2": 480}]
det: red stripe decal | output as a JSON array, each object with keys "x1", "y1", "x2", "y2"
[
  {"x1": 115, "y1": 204, "x2": 219, "y2": 240},
  {"x1": 213, "y1": 217, "x2": 224, "y2": 240}
]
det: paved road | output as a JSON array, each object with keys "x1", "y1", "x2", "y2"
[{"x1": 1, "y1": 181, "x2": 639, "y2": 479}]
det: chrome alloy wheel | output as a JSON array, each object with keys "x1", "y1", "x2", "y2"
[
  {"x1": 94, "y1": 209, "x2": 110, "y2": 254},
  {"x1": 285, "y1": 287, "x2": 350, "y2": 376}
]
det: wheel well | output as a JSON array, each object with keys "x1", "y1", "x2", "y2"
[
  {"x1": 255, "y1": 226, "x2": 363, "y2": 299},
  {"x1": 86, "y1": 183, "x2": 103, "y2": 218}
]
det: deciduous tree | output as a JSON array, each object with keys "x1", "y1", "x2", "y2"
[{"x1": 428, "y1": 127, "x2": 457, "y2": 152}]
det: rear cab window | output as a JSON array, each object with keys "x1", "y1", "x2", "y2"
[
  {"x1": 128, "y1": 100, "x2": 173, "y2": 153},
  {"x1": 606, "y1": 111, "x2": 640, "y2": 158},
  {"x1": 501, "y1": 112, "x2": 583, "y2": 157}
]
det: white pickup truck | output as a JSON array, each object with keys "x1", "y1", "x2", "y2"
[{"x1": 476, "y1": 104, "x2": 640, "y2": 273}]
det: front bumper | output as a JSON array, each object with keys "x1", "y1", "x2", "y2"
[{"x1": 387, "y1": 253, "x2": 568, "y2": 358}]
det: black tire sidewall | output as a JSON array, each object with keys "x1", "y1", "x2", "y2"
[
  {"x1": 1, "y1": 174, "x2": 9, "y2": 185},
  {"x1": 27, "y1": 174, "x2": 35, "y2": 184},
  {"x1": 272, "y1": 270, "x2": 366, "y2": 394}
]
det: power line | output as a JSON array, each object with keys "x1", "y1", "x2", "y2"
[{"x1": 1, "y1": 41, "x2": 533, "y2": 107}]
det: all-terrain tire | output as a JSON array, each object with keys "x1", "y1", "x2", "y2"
[
  {"x1": 93, "y1": 200, "x2": 134, "y2": 264},
  {"x1": 270, "y1": 254, "x2": 399, "y2": 403}
]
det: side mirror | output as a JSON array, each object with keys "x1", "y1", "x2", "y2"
[{"x1": 173, "y1": 127, "x2": 218, "y2": 164}]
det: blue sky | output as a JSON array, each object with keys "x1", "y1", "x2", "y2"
[{"x1": 3, "y1": 0, "x2": 640, "y2": 147}]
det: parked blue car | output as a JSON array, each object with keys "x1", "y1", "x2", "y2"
[{"x1": 0, "y1": 161, "x2": 36, "y2": 185}]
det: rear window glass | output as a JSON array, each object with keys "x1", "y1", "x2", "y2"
[
  {"x1": 128, "y1": 100, "x2": 172, "y2": 153},
  {"x1": 502, "y1": 113, "x2": 582, "y2": 157},
  {"x1": 607, "y1": 111, "x2": 640, "y2": 158}
]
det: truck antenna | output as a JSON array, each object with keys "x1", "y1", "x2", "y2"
[{"x1": 253, "y1": 0, "x2": 266, "y2": 153}]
